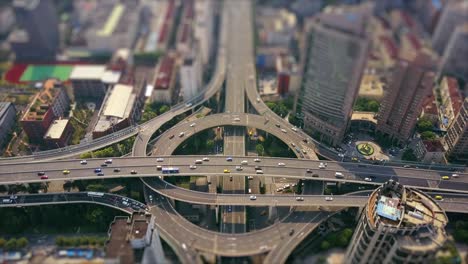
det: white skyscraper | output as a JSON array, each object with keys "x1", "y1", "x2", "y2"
[{"x1": 180, "y1": 53, "x2": 203, "y2": 100}]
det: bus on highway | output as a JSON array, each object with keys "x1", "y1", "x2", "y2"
[
  {"x1": 162, "y1": 167, "x2": 180, "y2": 174},
  {"x1": 87, "y1": 192, "x2": 105, "y2": 198}
]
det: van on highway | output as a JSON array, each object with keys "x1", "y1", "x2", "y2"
[
  {"x1": 195, "y1": 160, "x2": 203, "y2": 164},
  {"x1": 335, "y1": 172, "x2": 344, "y2": 178},
  {"x1": 256, "y1": 170, "x2": 264, "y2": 174},
  {"x1": 241, "y1": 160, "x2": 248, "y2": 165}
]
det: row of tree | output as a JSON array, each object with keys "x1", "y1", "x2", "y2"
[
  {"x1": 0, "y1": 205, "x2": 120, "y2": 234},
  {"x1": 80, "y1": 136, "x2": 135, "y2": 159},
  {"x1": 55, "y1": 236, "x2": 107, "y2": 247},
  {"x1": 0, "y1": 237, "x2": 28, "y2": 250},
  {"x1": 319, "y1": 228, "x2": 354, "y2": 251}
]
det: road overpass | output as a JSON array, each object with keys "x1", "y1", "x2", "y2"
[
  {"x1": 0, "y1": 156, "x2": 466, "y2": 193},
  {"x1": 0, "y1": 192, "x2": 147, "y2": 214}
]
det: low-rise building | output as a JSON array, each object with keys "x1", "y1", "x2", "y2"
[
  {"x1": 20, "y1": 81, "x2": 69, "y2": 143},
  {"x1": 414, "y1": 139, "x2": 446, "y2": 164},
  {"x1": 44, "y1": 119, "x2": 73, "y2": 148},
  {"x1": 0, "y1": 102, "x2": 17, "y2": 148},
  {"x1": 92, "y1": 84, "x2": 137, "y2": 139},
  {"x1": 70, "y1": 65, "x2": 121, "y2": 100},
  {"x1": 421, "y1": 91, "x2": 439, "y2": 124},
  {"x1": 439, "y1": 76, "x2": 463, "y2": 130},
  {"x1": 151, "y1": 55, "x2": 177, "y2": 104}
]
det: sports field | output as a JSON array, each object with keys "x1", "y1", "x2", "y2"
[{"x1": 20, "y1": 65, "x2": 74, "y2": 82}]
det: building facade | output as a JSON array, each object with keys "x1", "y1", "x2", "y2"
[
  {"x1": 44, "y1": 119, "x2": 74, "y2": 148},
  {"x1": 9, "y1": 0, "x2": 59, "y2": 61},
  {"x1": 300, "y1": 6, "x2": 369, "y2": 146},
  {"x1": 414, "y1": 139, "x2": 446, "y2": 164},
  {"x1": 0, "y1": 102, "x2": 17, "y2": 148},
  {"x1": 439, "y1": 23, "x2": 468, "y2": 81},
  {"x1": 376, "y1": 53, "x2": 435, "y2": 144},
  {"x1": 444, "y1": 98, "x2": 468, "y2": 162},
  {"x1": 180, "y1": 55, "x2": 202, "y2": 101},
  {"x1": 345, "y1": 180, "x2": 448, "y2": 264},
  {"x1": 431, "y1": 1, "x2": 468, "y2": 55},
  {"x1": 151, "y1": 55, "x2": 177, "y2": 104}
]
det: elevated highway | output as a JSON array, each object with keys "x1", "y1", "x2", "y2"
[
  {"x1": 0, "y1": 156, "x2": 466, "y2": 193},
  {"x1": 0, "y1": 192, "x2": 147, "y2": 214}
]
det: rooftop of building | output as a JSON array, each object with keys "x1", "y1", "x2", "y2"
[
  {"x1": 94, "y1": 84, "x2": 135, "y2": 133},
  {"x1": 129, "y1": 213, "x2": 151, "y2": 241},
  {"x1": 319, "y1": 2, "x2": 372, "y2": 37},
  {"x1": 105, "y1": 217, "x2": 134, "y2": 264},
  {"x1": 367, "y1": 180, "x2": 448, "y2": 250},
  {"x1": 422, "y1": 92, "x2": 438, "y2": 116},
  {"x1": 44, "y1": 119, "x2": 70, "y2": 139},
  {"x1": 443, "y1": 77, "x2": 463, "y2": 116},
  {"x1": 422, "y1": 140, "x2": 445, "y2": 153},
  {"x1": 22, "y1": 80, "x2": 62, "y2": 121},
  {"x1": 70, "y1": 65, "x2": 107, "y2": 80},
  {"x1": 351, "y1": 112, "x2": 377, "y2": 124},
  {"x1": 154, "y1": 55, "x2": 175, "y2": 90},
  {"x1": 74, "y1": 0, "x2": 140, "y2": 40}
]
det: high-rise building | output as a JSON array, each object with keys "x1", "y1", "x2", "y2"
[
  {"x1": 444, "y1": 98, "x2": 468, "y2": 162},
  {"x1": 439, "y1": 23, "x2": 468, "y2": 81},
  {"x1": 180, "y1": 54, "x2": 202, "y2": 101},
  {"x1": 376, "y1": 53, "x2": 436, "y2": 144},
  {"x1": 300, "y1": 5, "x2": 370, "y2": 146},
  {"x1": 431, "y1": 1, "x2": 468, "y2": 55},
  {"x1": 345, "y1": 180, "x2": 448, "y2": 264},
  {"x1": 194, "y1": 0, "x2": 214, "y2": 65},
  {"x1": 8, "y1": 0, "x2": 59, "y2": 61}
]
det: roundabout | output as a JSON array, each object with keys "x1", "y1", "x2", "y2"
[{"x1": 356, "y1": 142, "x2": 374, "y2": 156}]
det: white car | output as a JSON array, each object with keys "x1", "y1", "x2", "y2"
[
  {"x1": 249, "y1": 195, "x2": 257, "y2": 200},
  {"x1": 295, "y1": 197, "x2": 304, "y2": 201},
  {"x1": 185, "y1": 103, "x2": 192, "y2": 107},
  {"x1": 190, "y1": 123, "x2": 196, "y2": 127},
  {"x1": 276, "y1": 187, "x2": 283, "y2": 192},
  {"x1": 156, "y1": 158, "x2": 164, "y2": 162},
  {"x1": 189, "y1": 165, "x2": 197, "y2": 169},
  {"x1": 203, "y1": 157, "x2": 210, "y2": 161},
  {"x1": 452, "y1": 174, "x2": 459, "y2": 178},
  {"x1": 247, "y1": 176, "x2": 253, "y2": 180},
  {"x1": 241, "y1": 160, "x2": 248, "y2": 165},
  {"x1": 278, "y1": 162, "x2": 286, "y2": 167},
  {"x1": 236, "y1": 166, "x2": 243, "y2": 171},
  {"x1": 233, "y1": 117, "x2": 240, "y2": 121},
  {"x1": 281, "y1": 129, "x2": 287, "y2": 133},
  {"x1": 364, "y1": 177, "x2": 372, "y2": 182},
  {"x1": 80, "y1": 160, "x2": 87, "y2": 165},
  {"x1": 291, "y1": 127, "x2": 298, "y2": 132},
  {"x1": 179, "y1": 132, "x2": 185, "y2": 137},
  {"x1": 318, "y1": 162, "x2": 327, "y2": 169},
  {"x1": 254, "y1": 158, "x2": 261, "y2": 162},
  {"x1": 325, "y1": 196, "x2": 334, "y2": 201}
]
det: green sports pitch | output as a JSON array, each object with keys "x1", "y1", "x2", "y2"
[{"x1": 20, "y1": 65, "x2": 74, "y2": 82}]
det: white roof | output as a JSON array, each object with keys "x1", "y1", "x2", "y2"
[
  {"x1": 70, "y1": 65, "x2": 107, "y2": 80},
  {"x1": 44, "y1": 119, "x2": 69, "y2": 139},
  {"x1": 103, "y1": 84, "x2": 133, "y2": 118},
  {"x1": 102, "y1": 70, "x2": 121, "y2": 84}
]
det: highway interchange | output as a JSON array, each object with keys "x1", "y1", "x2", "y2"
[{"x1": 0, "y1": 0, "x2": 467, "y2": 263}]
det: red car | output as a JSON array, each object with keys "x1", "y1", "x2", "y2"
[{"x1": 40, "y1": 175, "x2": 49, "y2": 180}]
